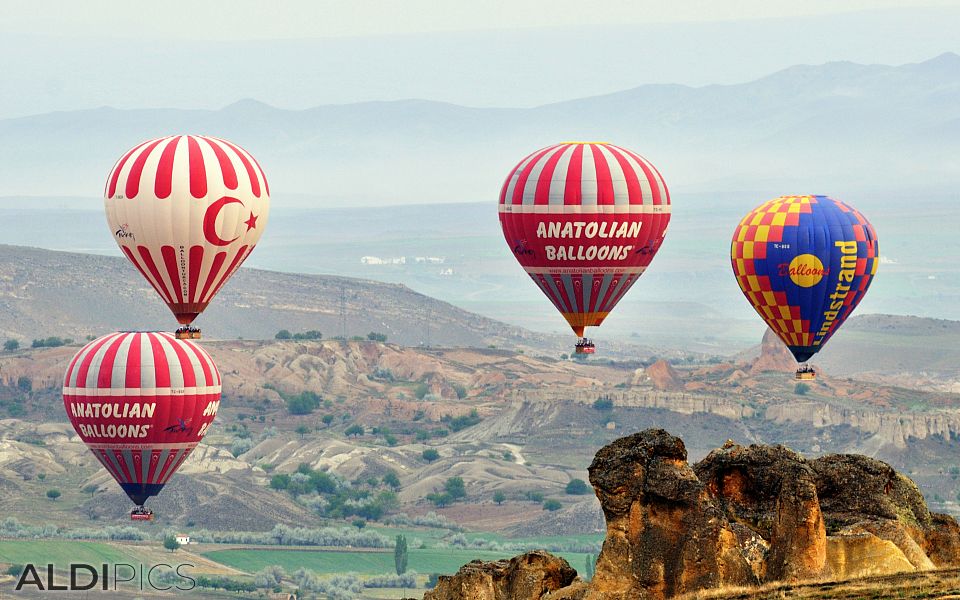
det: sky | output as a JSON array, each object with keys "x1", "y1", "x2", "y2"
[
  {"x1": 0, "y1": 1, "x2": 958, "y2": 117},
  {"x1": 2, "y1": 0, "x2": 959, "y2": 39}
]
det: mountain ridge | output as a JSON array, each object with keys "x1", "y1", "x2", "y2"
[{"x1": 0, "y1": 54, "x2": 958, "y2": 202}]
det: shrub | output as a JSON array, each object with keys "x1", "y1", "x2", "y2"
[
  {"x1": 525, "y1": 490, "x2": 544, "y2": 503},
  {"x1": 447, "y1": 409, "x2": 482, "y2": 432},
  {"x1": 345, "y1": 424, "x2": 364, "y2": 437},
  {"x1": 367, "y1": 332, "x2": 388, "y2": 342},
  {"x1": 286, "y1": 391, "x2": 322, "y2": 415},
  {"x1": 275, "y1": 329, "x2": 292, "y2": 340},
  {"x1": 565, "y1": 479, "x2": 590, "y2": 495},
  {"x1": 794, "y1": 383, "x2": 811, "y2": 395},
  {"x1": 4, "y1": 339, "x2": 19, "y2": 352},
  {"x1": 270, "y1": 474, "x2": 291, "y2": 490},
  {"x1": 293, "y1": 330, "x2": 322, "y2": 340},
  {"x1": 230, "y1": 437, "x2": 254, "y2": 457},
  {"x1": 593, "y1": 396, "x2": 614, "y2": 411},
  {"x1": 452, "y1": 383, "x2": 468, "y2": 399},
  {"x1": 414, "y1": 383, "x2": 430, "y2": 400},
  {"x1": 543, "y1": 499, "x2": 562, "y2": 511},
  {"x1": 422, "y1": 449, "x2": 440, "y2": 462},
  {"x1": 46, "y1": 489, "x2": 60, "y2": 500}
]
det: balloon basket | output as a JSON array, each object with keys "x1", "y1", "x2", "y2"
[
  {"x1": 130, "y1": 506, "x2": 154, "y2": 521},
  {"x1": 795, "y1": 367, "x2": 816, "y2": 381},
  {"x1": 175, "y1": 327, "x2": 201, "y2": 340},
  {"x1": 574, "y1": 339, "x2": 596, "y2": 354}
]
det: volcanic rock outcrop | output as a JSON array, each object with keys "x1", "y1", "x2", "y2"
[
  {"x1": 422, "y1": 550, "x2": 579, "y2": 600},
  {"x1": 426, "y1": 430, "x2": 960, "y2": 600}
]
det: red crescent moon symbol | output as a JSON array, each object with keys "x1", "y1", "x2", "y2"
[{"x1": 203, "y1": 196, "x2": 244, "y2": 247}]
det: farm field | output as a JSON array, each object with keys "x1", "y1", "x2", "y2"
[{"x1": 202, "y1": 546, "x2": 594, "y2": 577}]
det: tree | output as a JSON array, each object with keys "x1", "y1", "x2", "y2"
[
  {"x1": 345, "y1": 424, "x2": 364, "y2": 437},
  {"x1": 46, "y1": 489, "x2": 61, "y2": 500},
  {"x1": 285, "y1": 391, "x2": 321, "y2": 415},
  {"x1": 394, "y1": 535, "x2": 408, "y2": 576},
  {"x1": 83, "y1": 484, "x2": 98, "y2": 497},
  {"x1": 565, "y1": 479, "x2": 590, "y2": 495},
  {"x1": 584, "y1": 554, "x2": 595, "y2": 581},
  {"x1": 295, "y1": 424, "x2": 311, "y2": 439},
  {"x1": 422, "y1": 448, "x2": 440, "y2": 462},
  {"x1": 444, "y1": 477, "x2": 466, "y2": 500},
  {"x1": 321, "y1": 414, "x2": 334, "y2": 426},
  {"x1": 367, "y1": 332, "x2": 387, "y2": 342},
  {"x1": 493, "y1": 491, "x2": 506, "y2": 505},
  {"x1": 352, "y1": 519, "x2": 366, "y2": 530},
  {"x1": 4, "y1": 339, "x2": 19, "y2": 352},
  {"x1": 163, "y1": 534, "x2": 181, "y2": 552},
  {"x1": 543, "y1": 499, "x2": 562, "y2": 511},
  {"x1": 383, "y1": 471, "x2": 401, "y2": 490},
  {"x1": 16, "y1": 376, "x2": 31, "y2": 393},
  {"x1": 275, "y1": 329, "x2": 292, "y2": 340}
]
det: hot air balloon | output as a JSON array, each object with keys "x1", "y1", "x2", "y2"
[
  {"x1": 63, "y1": 331, "x2": 221, "y2": 520},
  {"x1": 498, "y1": 142, "x2": 671, "y2": 353},
  {"x1": 104, "y1": 135, "x2": 270, "y2": 339},
  {"x1": 730, "y1": 195, "x2": 879, "y2": 379}
]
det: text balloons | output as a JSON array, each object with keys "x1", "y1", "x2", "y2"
[
  {"x1": 499, "y1": 142, "x2": 670, "y2": 339},
  {"x1": 63, "y1": 332, "x2": 221, "y2": 506}
]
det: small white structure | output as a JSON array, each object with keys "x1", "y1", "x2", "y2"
[
  {"x1": 175, "y1": 534, "x2": 191, "y2": 545},
  {"x1": 361, "y1": 256, "x2": 406, "y2": 265}
]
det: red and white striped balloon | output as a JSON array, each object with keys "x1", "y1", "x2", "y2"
[
  {"x1": 63, "y1": 331, "x2": 221, "y2": 506},
  {"x1": 498, "y1": 142, "x2": 671, "y2": 337},
  {"x1": 104, "y1": 135, "x2": 270, "y2": 325}
]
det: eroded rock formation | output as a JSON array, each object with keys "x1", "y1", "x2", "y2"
[
  {"x1": 422, "y1": 550, "x2": 579, "y2": 600},
  {"x1": 426, "y1": 429, "x2": 960, "y2": 600}
]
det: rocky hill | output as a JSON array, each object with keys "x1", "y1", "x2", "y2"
[
  {"x1": 424, "y1": 429, "x2": 960, "y2": 600},
  {"x1": 2, "y1": 337, "x2": 960, "y2": 535},
  {"x1": 0, "y1": 244, "x2": 578, "y2": 352}
]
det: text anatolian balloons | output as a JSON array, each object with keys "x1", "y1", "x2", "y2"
[
  {"x1": 104, "y1": 135, "x2": 270, "y2": 325},
  {"x1": 63, "y1": 332, "x2": 221, "y2": 507},
  {"x1": 498, "y1": 142, "x2": 671, "y2": 342},
  {"x1": 730, "y1": 195, "x2": 879, "y2": 363}
]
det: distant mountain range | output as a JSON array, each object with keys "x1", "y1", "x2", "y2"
[{"x1": 1, "y1": 54, "x2": 958, "y2": 203}]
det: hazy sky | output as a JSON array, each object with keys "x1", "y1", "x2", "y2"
[
  {"x1": 0, "y1": 1, "x2": 957, "y2": 116},
  {"x1": 2, "y1": 0, "x2": 959, "y2": 39}
]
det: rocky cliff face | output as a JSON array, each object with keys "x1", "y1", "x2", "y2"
[{"x1": 426, "y1": 430, "x2": 960, "y2": 600}]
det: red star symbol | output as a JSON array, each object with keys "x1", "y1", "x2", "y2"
[{"x1": 244, "y1": 212, "x2": 258, "y2": 231}]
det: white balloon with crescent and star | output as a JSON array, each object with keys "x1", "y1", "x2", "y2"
[{"x1": 103, "y1": 135, "x2": 270, "y2": 325}]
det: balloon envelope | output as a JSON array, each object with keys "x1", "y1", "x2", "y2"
[
  {"x1": 730, "y1": 195, "x2": 879, "y2": 362},
  {"x1": 63, "y1": 332, "x2": 221, "y2": 505},
  {"x1": 104, "y1": 135, "x2": 270, "y2": 325},
  {"x1": 498, "y1": 142, "x2": 671, "y2": 337}
]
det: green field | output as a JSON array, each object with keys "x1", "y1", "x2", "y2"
[
  {"x1": 0, "y1": 540, "x2": 147, "y2": 567},
  {"x1": 203, "y1": 547, "x2": 593, "y2": 576}
]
